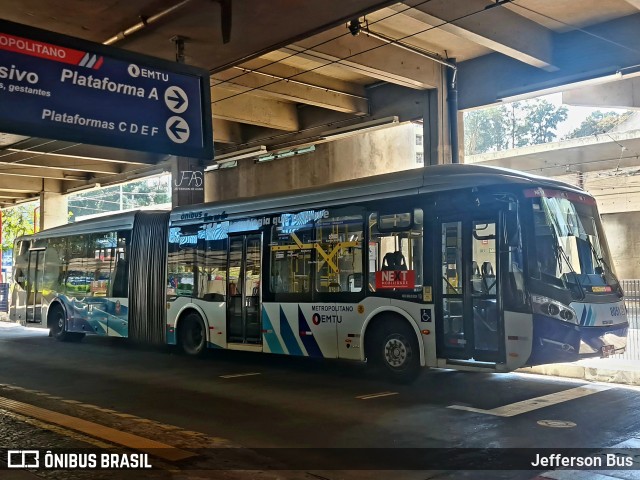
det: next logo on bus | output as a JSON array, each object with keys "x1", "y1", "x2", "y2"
[{"x1": 376, "y1": 270, "x2": 415, "y2": 289}]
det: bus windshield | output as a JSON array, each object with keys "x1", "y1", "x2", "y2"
[{"x1": 529, "y1": 190, "x2": 620, "y2": 297}]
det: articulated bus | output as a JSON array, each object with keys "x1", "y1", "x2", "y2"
[{"x1": 10, "y1": 164, "x2": 628, "y2": 382}]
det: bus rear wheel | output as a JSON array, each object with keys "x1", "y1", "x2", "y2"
[
  {"x1": 369, "y1": 319, "x2": 421, "y2": 384},
  {"x1": 49, "y1": 305, "x2": 84, "y2": 342},
  {"x1": 179, "y1": 312, "x2": 207, "y2": 356}
]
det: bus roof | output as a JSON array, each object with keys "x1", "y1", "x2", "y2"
[
  {"x1": 170, "y1": 163, "x2": 585, "y2": 223},
  {"x1": 16, "y1": 210, "x2": 143, "y2": 241},
  {"x1": 18, "y1": 164, "x2": 585, "y2": 239}
]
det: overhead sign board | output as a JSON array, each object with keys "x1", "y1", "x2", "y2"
[{"x1": 0, "y1": 20, "x2": 213, "y2": 160}]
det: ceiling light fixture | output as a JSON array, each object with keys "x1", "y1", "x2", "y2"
[{"x1": 256, "y1": 145, "x2": 316, "y2": 163}]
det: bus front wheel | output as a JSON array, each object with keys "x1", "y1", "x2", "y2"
[
  {"x1": 179, "y1": 312, "x2": 207, "y2": 356},
  {"x1": 49, "y1": 305, "x2": 84, "y2": 342},
  {"x1": 369, "y1": 319, "x2": 421, "y2": 383}
]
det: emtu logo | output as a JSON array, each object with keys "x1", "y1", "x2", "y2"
[
  {"x1": 312, "y1": 313, "x2": 321, "y2": 325},
  {"x1": 128, "y1": 63, "x2": 169, "y2": 81}
]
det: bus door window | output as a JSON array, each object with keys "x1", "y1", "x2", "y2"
[
  {"x1": 26, "y1": 247, "x2": 45, "y2": 323},
  {"x1": 369, "y1": 209, "x2": 423, "y2": 293},
  {"x1": 471, "y1": 221, "x2": 498, "y2": 352},
  {"x1": 314, "y1": 212, "x2": 364, "y2": 293},
  {"x1": 245, "y1": 235, "x2": 262, "y2": 341},
  {"x1": 227, "y1": 234, "x2": 262, "y2": 344},
  {"x1": 441, "y1": 221, "x2": 464, "y2": 349},
  {"x1": 10, "y1": 240, "x2": 29, "y2": 322}
]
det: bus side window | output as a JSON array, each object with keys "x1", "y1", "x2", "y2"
[
  {"x1": 112, "y1": 232, "x2": 129, "y2": 298},
  {"x1": 269, "y1": 220, "x2": 314, "y2": 294},
  {"x1": 314, "y1": 210, "x2": 364, "y2": 293},
  {"x1": 369, "y1": 209, "x2": 423, "y2": 292}
]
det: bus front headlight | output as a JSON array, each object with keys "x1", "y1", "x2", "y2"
[{"x1": 532, "y1": 295, "x2": 578, "y2": 325}]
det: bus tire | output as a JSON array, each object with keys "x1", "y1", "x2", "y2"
[
  {"x1": 369, "y1": 319, "x2": 421, "y2": 384},
  {"x1": 49, "y1": 305, "x2": 85, "y2": 343},
  {"x1": 179, "y1": 312, "x2": 207, "y2": 356}
]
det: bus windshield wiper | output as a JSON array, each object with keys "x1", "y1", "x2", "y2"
[
  {"x1": 588, "y1": 239, "x2": 623, "y2": 297},
  {"x1": 547, "y1": 214, "x2": 586, "y2": 300}
]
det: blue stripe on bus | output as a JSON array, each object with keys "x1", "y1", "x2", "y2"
[
  {"x1": 262, "y1": 307, "x2": 284, "y2": 354},
  {"x1": 280, "y1": 306, "x2": 303, "y2": 356},
  {"x1": 298, "y1": 306, "x2": 323, "y2": 358}
]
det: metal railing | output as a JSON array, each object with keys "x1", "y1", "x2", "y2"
[{"x1": 614, "y1": 279, "x2": 640, "y2": 361}]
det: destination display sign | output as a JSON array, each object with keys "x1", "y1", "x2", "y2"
[{"x1": 0, "y1": 20, "x2": 213, "y2": 159}]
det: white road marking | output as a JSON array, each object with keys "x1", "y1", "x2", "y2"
[
  {"x1": 219, "y1": 372, "x2": 261, "y2": 379},
  {"x1": 447, "y1": 384, "x2": 610, "y2": 417},
  {"x1": 356, "y1": 391, "x2": 399, "y2": 400}
]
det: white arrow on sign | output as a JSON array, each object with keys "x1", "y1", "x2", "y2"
[
  {"x1": 164, "y1": 86, "x2": 188, "y2": 114},
  {"x1": 166, "y1": 116, "x2": 190, "y2": 144}
]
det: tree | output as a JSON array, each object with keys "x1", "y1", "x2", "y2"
[
  {"x1": 464, "y1": 105, "x2": 509, "y2": 154},
  {"x1": 564, "y1": 110, "x2": 633, "y2": 139},
  {"x1": 516, "y1": 99, "x2": 568, "y2": 147},
  {"x1": 1, "y1": 204, "x2": 36, "y2": 251},
  {"x1": 464, "y1": 99, "x2": 569, "y2": 155}
]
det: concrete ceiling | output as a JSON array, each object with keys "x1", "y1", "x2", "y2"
[{"x1": 1, "y1": 0, "x2": 640, "y2": 205}]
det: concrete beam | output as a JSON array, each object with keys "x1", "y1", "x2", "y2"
[
  {"x1": 0, "y1": 175, "x2": 53, "y2": 193},
  {"x1": 6, "y1": 139, "x2": 164, "y2": 165},
  {"x1": 287, "y1": 25, "x2": 441, "y2": 89},
  {"x1": 624, "y1": 0, "x2": 640, "y2": 10},
  {"x1": 0, "y1": 152, "x2": 121, "y2": 174},
  {"x1": 211, "y1": 70, "x2": 368, "y2": 114},
  {"x1": 563, "y1": 77, "x2": 640, "y2": 109},
  {"x1": 0, "y1": 165, "x2": 78, "y2": 180},
  {"x1": 213, "y1": 118, "x2": 242, "y2": 144},
  {"x1": 212, "y1": 87, "x2": 300, "y2": 131},
  {"x1": 458, "y1": 13, "x2": 640, "y2": 109},
  {"x1": 0, "y1": 193, "x2": 31, "y2": 200},
  {"x1": 397, "y1": 0, "x2": 555, "y2": 70}
]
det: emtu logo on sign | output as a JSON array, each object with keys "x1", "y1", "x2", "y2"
[{"x1": 128, "y1": 64, "x2": 169, "y2": 81}]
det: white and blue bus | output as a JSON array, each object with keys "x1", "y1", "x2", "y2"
[{"x1": 9, "y1": 164, "x2": 628, "y2": 382}]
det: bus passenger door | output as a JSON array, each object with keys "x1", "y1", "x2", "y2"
[
  {"x1": 227, "y1": 234, "x2": 262, "y2": 345},
  {"x1": 26, "y1": 248, "x2": 45, "y2": 324},
  {"x1": 436, "y1": 216, "x2": 504, "y2": 363}
]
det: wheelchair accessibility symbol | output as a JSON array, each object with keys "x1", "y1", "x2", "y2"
[{"x1": 421, "y1": 308, "x2": 432, "y2": 323}]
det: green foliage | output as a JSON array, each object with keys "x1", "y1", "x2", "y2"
[
  {"x1": 517, "y1": 100, "x2": 568, "y2": 147},
  {"x1": 464, "y1": 105, "x2": 510, "y2": 154},
  {"x1": 1, "y1": 204, "x2": 36, "y2": 250},
  {"x1": 464, "y1": 99, "x2": 570, "y2": 155},
  {"x1": 564, "y1": 110, "x2": 633, "y2": 139}
]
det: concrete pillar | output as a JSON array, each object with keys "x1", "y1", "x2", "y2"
[
  {"x1": 601, "y1": 212, "x2": 640, "y2": 279},
  {"x1": 171, "y1": 156, "x2": 204, "y2": 207},
  {"x1": 39, "y1": 191, "x2": 68, "y2": 230}
]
